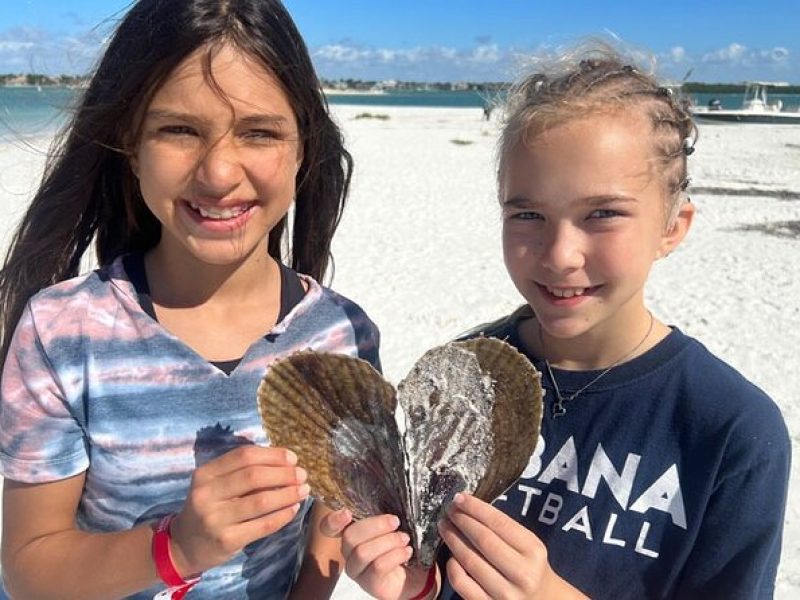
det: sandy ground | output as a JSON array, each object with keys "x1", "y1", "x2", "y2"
[{"x1": 1, "y1": 106, "x2": 799, "y2": 598}]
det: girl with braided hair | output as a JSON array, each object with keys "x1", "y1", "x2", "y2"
[{"x1": 322, "y1": 44, "x2": 790, "y2": 599}]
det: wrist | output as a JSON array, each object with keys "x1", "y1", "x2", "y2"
[
  {"x1": 152, "y1": 514, "x2": 201, "y2": 597},
  {"x1": 165, "y1": 514, "x2": 198, "y2": 580},
  {"x1": 541, "y1": 563, "x2": 587, "y2": 599},
  {"x1": 408, "y1": 565, "x2": 438, "y2": 600}
]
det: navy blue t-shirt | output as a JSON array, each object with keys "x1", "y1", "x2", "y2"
[{"x1": 439, "y1": 307, "x2": 790, "y2": 600}]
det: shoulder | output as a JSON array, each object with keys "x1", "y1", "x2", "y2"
[
  {"x1": 318, "y1": 285, "x2": 380, "y2": 334},
  {"x1": 457, "y1": 304, "x2": 533, "y2": 342},
  {"x1": 287, "y1": 279, "x2": 382, "y2": 369},
  {"x1": 673, "y1": 331, "x2": 789, "y2": 464},
  {"x1": 24, "y1": 257, "x2": 133, "y2": 344}
]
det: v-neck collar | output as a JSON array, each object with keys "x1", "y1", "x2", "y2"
[{"x1": 115, "y1": 253, "x2": 310, "y2": 377}]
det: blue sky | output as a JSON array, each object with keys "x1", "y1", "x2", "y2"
[{"x1": 1, "y1": 0, "x2": 798, "y2": 83}]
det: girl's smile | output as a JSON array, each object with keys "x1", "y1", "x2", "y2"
[
  {"x1": 536, "y1": 283, "x2": 602, "y2": 306},
  {"x1": 133, "y1": 43, "x2": 302, "y2": 269},
  {"x1": 180, "y1": 199, "x2": 258, "y2": 235},
  {"x1": 501, "y1": 111, "x2": 693, "y2": 362}
]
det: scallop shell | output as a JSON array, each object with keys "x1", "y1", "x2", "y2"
[{"x1": 257, "y1": 337, "x2": 542, "y2": 567}]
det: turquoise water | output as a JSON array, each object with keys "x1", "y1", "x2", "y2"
[
  {"x1": 0, "y1": 87, "x2": 494, "y2": 136},
  {"x1": 2, "y1": 87, "x2": 799, "y2": 137},
  {"x1": 0, "y1": 87, "x2": 78, "y2": 137},
  {"x1": 326, "y1": 90, "x2": 493, "y2": 108}
]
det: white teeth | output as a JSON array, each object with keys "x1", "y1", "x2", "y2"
[
  {"x1": 548, "y1": 287, "x2": 586, "y2": 298},
  {"x1": 189, "y1": 202, "x2": 248, "y2": 220}
]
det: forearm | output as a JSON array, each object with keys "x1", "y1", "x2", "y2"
[
  {"x1": 286, "y1": 551, "x2": 341, "y2": 600},
  {"x1": 288, "y1": 503, "x2": 343, "y2": 600},
  {"x1": 3, "y1": 524, "x2": 160, "y2": 600}
]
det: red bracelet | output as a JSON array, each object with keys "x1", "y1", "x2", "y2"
[
  {"x1": 408, "y1": 565, "x2": 437, "y2": 600},
  {"x1": 152, "y1": 514, "x2": 201, "y2": 599}
]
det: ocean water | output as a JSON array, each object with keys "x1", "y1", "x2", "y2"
[
  {"x1": 0, "y1": 87, "x2": 77, "y2": 138},
  {"x1": 0, "y1": 87, "x2": 495, "y2": 137},
  {"x1": 2, "y1": 87, "x2": 799, "y2": 137}
]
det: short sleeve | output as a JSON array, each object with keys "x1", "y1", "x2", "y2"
[
  {"x1": 355, "y1": 314, "x2": 381, "y2": 373},
  {"x1": 674, "y1": 404, "x2": 790, "y2": 598},
  {"x1": 330, "y1": 292, "x2": 382, "y2": 372},
  {"x1": 0, "y1": 302, "x2": 89, "y2": 483}
]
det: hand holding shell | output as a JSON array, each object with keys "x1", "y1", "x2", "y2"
[{"x1": 257, "y1": 337, "x2": 542, "y2": 567}]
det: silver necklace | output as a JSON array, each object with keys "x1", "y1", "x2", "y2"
[{"x1": 540, "y1": 311, "x2": 654, "y2": 418}]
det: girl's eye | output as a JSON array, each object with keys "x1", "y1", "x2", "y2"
[
  {"x1": 159, "y1": 125, "x2": 197, "y2": 137},
  {"x1": 588, "y1": 208, "x2": 621, "y2": 219},
  {"x1": 242, "y1": 129, "x2": 279, "y2": 141},
  {"x1": 511, "y1": 211, "x2": 543, "y2": 221}
]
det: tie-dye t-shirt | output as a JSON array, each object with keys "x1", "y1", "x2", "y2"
[{"x1": 0, "y1": 255, "x2": 381, "y2": 599}]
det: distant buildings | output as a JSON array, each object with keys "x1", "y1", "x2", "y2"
[
  {"x1": 319, "y1": 78, "x2": 508, "y2": 93},
  {"x1": 0, "y1": 74, "x2": 89, "y2": 88}
]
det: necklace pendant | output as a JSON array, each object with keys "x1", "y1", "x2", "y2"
[{"x1": 552, "y1": 397, "x2": 567, "y2": 418}]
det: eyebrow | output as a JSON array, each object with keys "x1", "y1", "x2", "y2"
[
  {"x1": 502, "y1": 194, "x2": 639, "y2": 208},
  {"x1": 145, "y1": 109, "x2": 289, "y2": 127}
]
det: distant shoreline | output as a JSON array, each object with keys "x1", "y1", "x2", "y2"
[{"x1": 4, "y1": 79, "x2": 798, "y2": 94}]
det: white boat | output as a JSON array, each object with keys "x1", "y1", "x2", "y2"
[{"x1": 691, "y1": 82, "x2": 800, "y2": 124}]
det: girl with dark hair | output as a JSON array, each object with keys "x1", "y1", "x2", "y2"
[
  {"x1": 323, "y1": 43, "x2": 789, "y2": 600},
  {"x1": 0, "y1": 1, "x2": 378, "y2": 598}
]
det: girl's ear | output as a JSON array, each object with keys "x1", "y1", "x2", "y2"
[
  {"x1": 657, "y1": 195, "x2": 695, "y2": 258},
  {"x1": 295, "y1": 141, "x2": 304, "y2": 171},
  {"x1": 129, "y1": 154, "x2": 140, "y2": 178}
]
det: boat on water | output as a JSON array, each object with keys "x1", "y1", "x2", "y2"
[{"x1": 691, "y1": 82, "x2": 800, "y2": 124}]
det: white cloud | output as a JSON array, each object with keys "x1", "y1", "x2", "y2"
[
  {"x1": 314, "y1": 44, "x2": 371, "y2": 62},
  {"x1": 669, "y1": 46, "x2": 687, "y2": 63},
  {"x1": 469, "y1": 44, "x2": 501, "y2": 64},
  {"x1": 702, "y1": 43, "x2": 747, "y2": 64},
  {"x1": 0, "y1": 26, "x2": 110, "y2": 74},
  {"x1": 699, "y1": 42, "x2": 792, "y2": 70},
  {"x1": 311, "y1": 41, "x2": 516, "y2": 81},
  {"x1": 0, "y1": 41, "x2": 36, "y2": 52},
  {"x1": 766, "y1": 47, "x2": 789, "y2": 62}
]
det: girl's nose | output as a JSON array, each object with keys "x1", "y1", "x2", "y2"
[
  {"x1": 540, "y1": 223, "x2": 585, "y2": 273},
  {"x1": 194, "y1": 137, "x2": 244, "y2": 196}
]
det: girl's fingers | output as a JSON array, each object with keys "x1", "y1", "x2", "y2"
[
  {"x1": 215, "y1": 465, "x2": 307, "y2": 499},
  {"x1": 195, "y1": 446, "x2": 297, "y2": 481},
  {"x1": 229, "y1": 502, "x2": 304, "y2": 547},
  {"x1": 343, "y1": 529, "x2": 411, "y2": 580},
  {"x1": 318, "y1": 508, "x2": 353, "y2": 538},
  {"x1": 172, "y1": 502, "x2": 304, "y2": 573},
  {"x1": 446, "y1": 556, "x2": 491, "y2": 600},
  {"x1": 438, "y1": 517, "x2": 509, "y2": 598},
  {"x1": 445, "y1": 494, "x2": 546, "y2": 589},
  {"x1": 340, "y1": 514, "x2": 403, "y2": 557},
  {"x1": 449, "y1": 493, "x2": 532, "y2": 555},
  {"x1": 229, "y1": 484, "x2": 310, "y2": 523}
]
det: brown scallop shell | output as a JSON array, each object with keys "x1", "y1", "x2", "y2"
[{"x1": 257, "y1": 337, "x2": 542, "y2": 567}]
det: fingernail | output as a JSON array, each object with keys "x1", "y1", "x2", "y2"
[
  {"x1": 295, "y1": 467, "x2": 307, "y2": 483},
  {"x1": 390, "y1": 515, "x2": 400, "y2": 529},
  {"x1": 286, "y1": 450, "x2": 298, "y2": 465},
  {"x1": 298, "y1": 483, "x2": 311, "y2": 497},
  {"x1": 453, "y1": 493, "x2": 465, "y2": 505},
  {"x1": 400, "y1": 532, "x2": 411, "y2": 544}
]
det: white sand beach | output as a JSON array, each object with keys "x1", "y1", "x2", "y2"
[{"x1": 1, "y1": 106, "x2": 799, "y2": 598}]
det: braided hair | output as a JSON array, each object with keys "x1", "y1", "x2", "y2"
[{"x1": 498, "y1": 43, "x2": 697, "y2": 224}]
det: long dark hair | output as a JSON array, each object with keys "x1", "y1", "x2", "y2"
[{"x1": 0, "y1": 0, "x2": 352, "y2": 362}]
